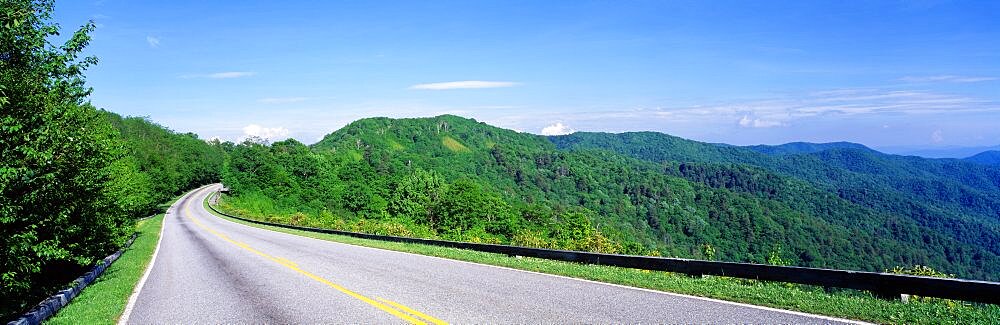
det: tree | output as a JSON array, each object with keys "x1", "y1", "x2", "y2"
[
  {"x1": 1, "y1": 0, "x2": 139, "y2": 317},
  {"x1": 389, "y1": 169, "x2": 445, "y2": 224},
  {"x1": 433, "y1": 179, "x2": 520, "y2": 237}
]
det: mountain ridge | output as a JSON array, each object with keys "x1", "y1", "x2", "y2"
[
  {"x1": 966, "y1": 150, "x2": 1000, "y2": 166},
  {"x1": 223, "y1": 115, "x2": 1000, "y2": 280},
  {"x1": 743, "y1": 141, "x2": 873, "y2": 155}
]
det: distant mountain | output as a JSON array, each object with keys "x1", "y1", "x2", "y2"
[
  {"x1": 966, "y1": 151, "x2": 1000, "y2": 166},
  {"x1": 878, "y1": 145, "x2": 1000, "y2": 158},
  {"x1": 552, "y1": 131, "x2": 1000, "y2": 280},
  {"x1": 222, "y1": 115, "x2": 1000, "y2": 281},
  {"x1": 744, "y1": 142, "x2": 873, "y2": 155}
]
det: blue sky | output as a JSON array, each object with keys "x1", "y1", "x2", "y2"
[{"x1": 54, "y1": 1, "x2": 1000, "y2": 150}]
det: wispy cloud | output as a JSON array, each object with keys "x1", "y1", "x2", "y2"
[
  {"x1": 207, "y1": 72, "x2": 256, "y2": 79},
  {"x1": 410, "y1": 81, "x2": 520, "y2": 90},
  {"x1": 738, "y1": 114, "x2": 785, "y2": 128},
  {"x1": 180, "y1": 71, "x2": 256, "y2": 79},
  {"x1": 931, "y1": 129, "x2": 944, "y2": 143},
  {"x1": 258, "y1": 97, "x2": 308, "y2": 104},
  {"x1": 899, "y1": 75, "x2": 997, "y2": 83},
  {"x1": 540, "y1": 122, "x2": 574, "y2": 135},
  {"x1": 501, "y1": 87, "x2": 1000, "y2": 137},
  {"x1": 146, "y1": 36, "x2": 160, "y2": 48}
]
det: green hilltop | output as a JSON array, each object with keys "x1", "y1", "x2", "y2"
[{"x1": 222, "y1": 115, "x2": 1000, "y2": 281}]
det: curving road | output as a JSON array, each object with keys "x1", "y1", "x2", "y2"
[{"x1": 121, "y1": 184, "x2": 862, "y2": 324}]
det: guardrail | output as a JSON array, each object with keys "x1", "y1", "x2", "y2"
[
  {"x1": 8, "y1": 234, "x2": 138, "y2": 325},
  {"x1": 207, "y1": 191, "x2": 1000, "y2": 305}
]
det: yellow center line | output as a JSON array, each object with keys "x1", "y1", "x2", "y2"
[
  {"x1": 273, "y1": 256, "x2": 299, "y2": 268},
  {"x1": 377, "y1": 297, "x2": 449, "y2": 325},
  {"x1": 182, "y1": 188, "x2": 446, "y2": 325}
]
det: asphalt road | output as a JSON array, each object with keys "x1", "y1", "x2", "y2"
[{"x1": 122, "y1": 184, "x2": 862, "y2": 324}]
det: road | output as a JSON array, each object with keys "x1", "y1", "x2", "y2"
[{"x1": 122, "y1": 184, "x2": 861, "y2": 324}]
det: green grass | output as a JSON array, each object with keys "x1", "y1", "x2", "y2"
[
  {"x1": 44, "y1": 191, "x2": 183, "y2": 324},
  {"x1": 45, "y1": 215, "x2": 163, "y2": 324},
  {"x1": 203, "y1": 196, "x2": 1000, "y2": 325},
  {"x1": 388, "y1": 138, "x2": 406, "y2": 151},
  {"x1": 441, "y1": 135, "x2": 469, "y2": 152}
]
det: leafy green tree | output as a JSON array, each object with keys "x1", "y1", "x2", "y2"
[
  {"x1": 104, "y1": 113, "x2": 224, "y2": 215},
  {"x1": 432, "y1": 179, "x2": 520, "y2": 238},
  {"x1": 0, "y1": 0, "x2": 141, "y2": 317},
  {"x1": 224, "y1": 139, "x2": 280, "y2": 195},
  {"x1": 389, "y1": 169, "x2": 445, "y2": 224}
]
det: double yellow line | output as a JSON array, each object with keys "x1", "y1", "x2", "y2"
[{"x1": 183, "y1": 188, "x2": 447, "y2": 325}]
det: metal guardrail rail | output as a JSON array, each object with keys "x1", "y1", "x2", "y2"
[{"x1": 208, "y1": 191, "x2": 1000, "y2": 305}]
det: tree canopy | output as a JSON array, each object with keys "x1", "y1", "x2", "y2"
[
  {"x1": 219, "y1": 115, "x2": 1000, "y2": 281},
  {"x1": 1, "y1": 1, "x2": 225, "y2": 317}
]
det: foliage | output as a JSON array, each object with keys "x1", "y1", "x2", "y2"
[
  {"x1": 213, "y1": 209, "x2": 1000, "y2": 325},
  {"x1": 103, "y1": 113, "x2": 225, "y2": 215},
  {"x1": 966, "y1": 151, "x2": 1000, "y2": 166},
  {"x1": 46, "y1": 214, "x2": 166, "y2": 324},
  {"x1": 221, "y1": 115, "x2": 1000, "y2": 283},
  {"x1": 0, "y1": 1, "x2": 223, "y2": 317},
  {"x1": 223, "y1": 117, "x2": 635, "y2": 254},
  {"x1": 702, "y1": 244, "x2": 716, "y2": 260},
  {"x1": 888, "y1": 265, "x2": 966, "y2": 305},
  {"x1": 767, "y1": 245, "x2": 791, "y2": 266},
  {"x1": 0, "y1": 0, "x2": 133, "y2": 316},
  {"x1": 552, "y1": 131, "x2": 1000, "y2": 280},
  {"x1": 889, "y1": 265, "x2": 954, "y2": 278}
]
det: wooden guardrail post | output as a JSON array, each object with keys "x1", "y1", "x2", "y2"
[{"x1": 872, "y1": 290, "x2": 910, "y2": 303}]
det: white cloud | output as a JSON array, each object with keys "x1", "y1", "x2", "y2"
[
  {"x1": 501, "y1": 88, "x2": 997, "y2": 136},
  {"x1": 931, "y1": 130, "x2": 944, "y2": 143},
  {"x1": 146, "y1": 36, "x2": 160, "y2": 48},
  {"x1": 900, "y1": 75, "x2": 997, "y2": 83},
  {"x1": 207, "y1": 71, "x2": 256, "y2": 79},
  {"x1": 540, "y1": 122, "x2": 574, "y2": 135},
  {"x1": 180, "y1": 71, "x2": 256, "y2": 79},
  {"x1": 240, "y1": 124, "x2": 290, "y2": 142},
  {"x1": 258, "y1": 97, "x2": 308, "y2": 104},
  {"x1": 410, "y1": 81, "x2": 520, "y2": 90},
  {"x1": 738, "y1": 115, "x2": 785, "y2": 128}
]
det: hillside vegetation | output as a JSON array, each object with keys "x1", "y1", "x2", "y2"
[
  {"x1": 221, "y1": 115, "x2": 1000, "y2": 281},
  {"x1": 743, "y1": 141, "x2": 872, "y2": 155},
  {"x1": 0, "y1": 1, "x2": 224, "y2": 317},
  {"x1": 967, "y1": 151, "x2": 1000, "y2": 166},
  {"x1": 553, "y1": 132, "x2": 1000, "y2": 280}
]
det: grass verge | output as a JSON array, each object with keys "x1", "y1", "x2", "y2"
[
  {"x1": 44, "y1": 215, "x2": 163, "y2": 325},
  {"x1": 44, "y1": 191, "x2": 187, "y2": 325},
  {"x1": 204, "y1": 196, "x2": 1000, "y2": 325}
]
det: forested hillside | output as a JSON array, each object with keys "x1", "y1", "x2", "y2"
[
  {"x1": 103, "y1": 112, "x2": 226, "y2": 214},
  {"x1": 552, "y1": 132, "x2": 1000, "y2": 280},
  {"x1": 220, "y1": 115, "x2": 1000, "y2": 282},
  {"x1": 743, "y1": 142, "x2": 872, "y2": 155},
  {"x1": 967, "y1": 151, "x2": 1000, "y2": 166},
  {"x1": 0, "y1": 1, "x2": 224, "y2": 317}
]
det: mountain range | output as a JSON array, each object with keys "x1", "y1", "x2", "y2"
[
  {"x1": 221, "y1": 115, "x2": 1000, "y2": 281},
  {"x1": 878, "y1": 145, "x2": 1000, "y2": 159},
  {"x1": 966, "y1": 151, "x2": 1000, "y2": 166}
]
